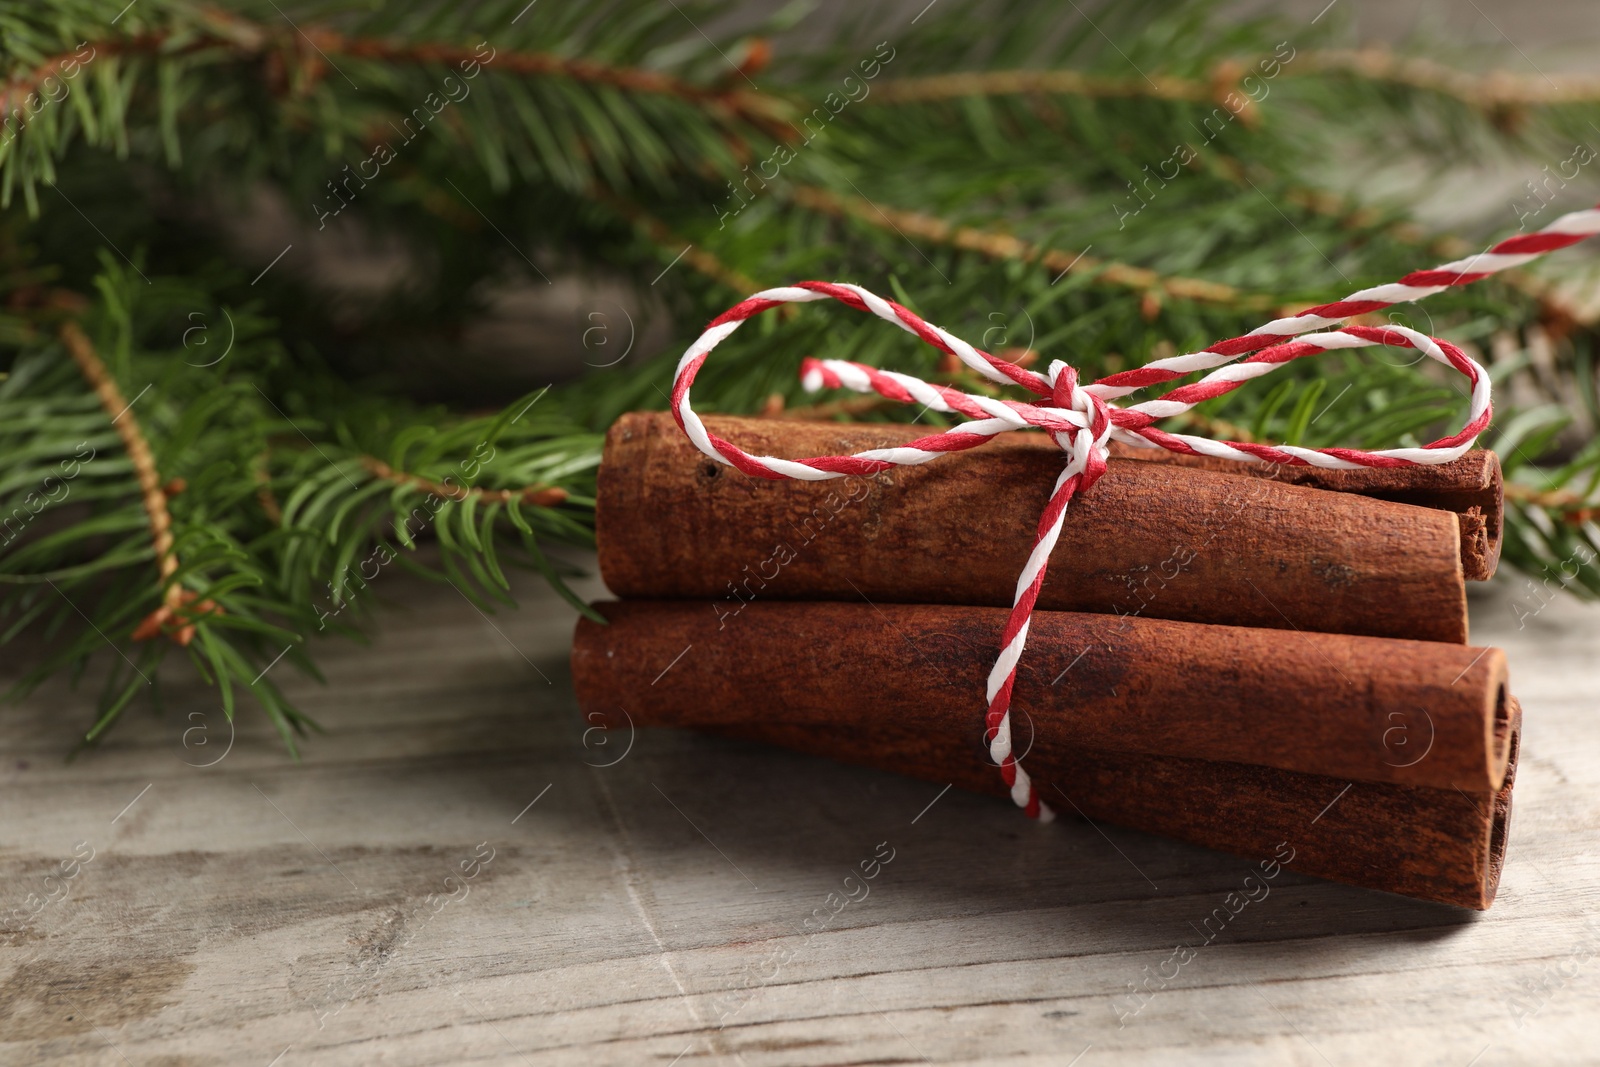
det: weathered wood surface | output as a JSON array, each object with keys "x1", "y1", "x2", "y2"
[{"x1": 2, "y1": 556, "x2": 1598, "y2": 1065}]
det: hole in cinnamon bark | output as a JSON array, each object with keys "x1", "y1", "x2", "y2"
[
  {"x1": 1484, "y1": 725, "x2": 1518, "y2": 906},
  {"x1": 1489, "y1": 783, "x2": 1512, "y2": 865},
  {"x1": 1491, "y1": 682, "x2": 1510, "y2": 764}
]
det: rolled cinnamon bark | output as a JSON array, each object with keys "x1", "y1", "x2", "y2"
[
  {"x1": 573, "y1": 599, "x2": 1510, "y2": 792},
  {"x1": 598, "y1": 413, "x2": 1472, "y2": 644},
  {"x1": 1107, "y1": 441, "x2": 1503, "y2": 580},
  {"x1": 572, "y1": 600, "x2": 1518, "y2": 908}
]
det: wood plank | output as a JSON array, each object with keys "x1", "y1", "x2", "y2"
[{"x1": 1, "y1": 554, "x2": 1596, "y2": 1065}]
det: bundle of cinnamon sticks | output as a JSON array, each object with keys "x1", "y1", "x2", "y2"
[{"x1": 572, "y1": 412, "x2": 1519, "y2": 909}]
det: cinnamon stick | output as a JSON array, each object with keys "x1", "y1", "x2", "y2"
[
  {"x1": 572, "y1": 600, "x2": 1518, "y2": 908},
  {"x1": 598, "y1": 413, "x2": 1473, "y2": 644},
  {"x1": 1107, "y1": 441, "x2": 1503, "y2": 580},
  {"x1": 574, "y1": 599, "x2": 1511, "y2": 792}
]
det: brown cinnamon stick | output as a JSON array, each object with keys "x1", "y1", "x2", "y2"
[
  {"x1": 574, "y1": 599, "x2": 1511, "y2": 792},
  {"x1": 598, "y1": 413, "x2": 1473, "y2": 644},
  {"x1": 1107, "y1": 441, "x2": 1503, "y2": 580},
  {"x1": 572, "y1": 599, "x2": 1517, "y2": 908}
]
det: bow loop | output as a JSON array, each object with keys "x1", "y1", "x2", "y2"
[
  {"x1": 669, "y1": 280, "x2": 1496, "y2": 822},
  {"x1": 1043, "y1": 360, "x2": 1112, "y2": 491},
  {"x1": 666, "y1": 205, "x2": 1600, "y2": 819},
  {"x1": 1047, "y1": 359, "x2": 1081, "y2": 410}
]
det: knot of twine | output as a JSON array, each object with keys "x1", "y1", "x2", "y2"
[{"x1": 670, "y1": 206, "x2": 1600, "y2": 820}]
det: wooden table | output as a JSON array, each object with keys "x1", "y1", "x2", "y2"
[{"x1": 3, "y1": 556, "x2": 1596, "y2": 1065}]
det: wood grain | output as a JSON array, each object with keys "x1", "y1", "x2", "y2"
[{"x1": 599, "y1": 413, "x2": 1473, "y2": 643}]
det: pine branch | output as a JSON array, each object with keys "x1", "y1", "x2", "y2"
[
  {"x1": 58, "y1": 320, "x2": 212, "y2": 645},
  {"x1": 0, "y1": 0, "x2": 798, "y2": 206},
  {"x1": 0, "y1": 41, "x2": 102, "y2": 117},
  {"x1": 359, "y1": 455, "x2": 568, "y2": 508},
  {"x1": 784, "y1": 184, "x2": 1274, "y2": 311},
  {"x1": 2, "y1": 15, "x2": 796, "y2": 140},
  {"x1": 328, "y1": 35, "x2": 794, "y2": 141}
]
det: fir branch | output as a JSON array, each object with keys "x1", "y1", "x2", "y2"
[
  {"x1": 3, "y1": 14, "x2": 795, "y2": 138},
  {"x1": 57, "y1": 320, "x2": 202, "y2": 644},
  {"x1": 359, "y1": 455, "x2": 567, "y2": 508},
  {"x1": 0, "y1": 39, "x2": 106, "y2": 117},
  {"x1": 784, "y1": 184, "x2": 1272, "y2": 311},
  {"x1": 0, "y1": 0, "x2": 796, "y2": 205},
  {"x1": 328, "y1": 36, "x2": 795, "y2": 141}
]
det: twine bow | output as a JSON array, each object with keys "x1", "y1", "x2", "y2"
[{"x1": 670, "y1": 205, "x2": 1600, "y2": 820}]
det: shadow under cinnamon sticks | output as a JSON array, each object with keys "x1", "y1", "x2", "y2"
[{"x1": 572, "y1": 600, "x2": 1518, "y2": 910}]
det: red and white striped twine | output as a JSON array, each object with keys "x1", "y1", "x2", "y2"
[{"x1": 670, "y1": 205, "x2": 1600, "y2": 821}]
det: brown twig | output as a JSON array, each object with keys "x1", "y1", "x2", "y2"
[
  {"x1": 1504, "y1": 482, "x2": 1597, "y2": 524},
  {"x1": 59, "y1": 323, "x2": 171, "y2": 580},
  {"x1": 359, "y1": 456, "x2": 567, "y2": 508},
  {"x1": 1290, "y1": 49, "x2": 1600, "y2": 109},
  {"x1": 786, "y1": 185, "x2": 1269, "y2": 310},
  {"x1": 0, "y1": 43, "x2": 108, "y2": 117},
  {"x1": 2, "y1": 21, "x2": 796, "y2": 142},
  {"x1": 867, "y1": 52, "x2": 1600, "y2": 111},
  {"x1": 330, "y1": 36, "x2": 795, "y2": 140},
  {"x1": 870, "y1": 60, "x2": 1259, "y2": 124},
  {"x1": 867, "y1": 68, "x2": 1213, "y2": 106},
  {"x1": 59, "y1": 322, "x2": 216, "y2": 646}
]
